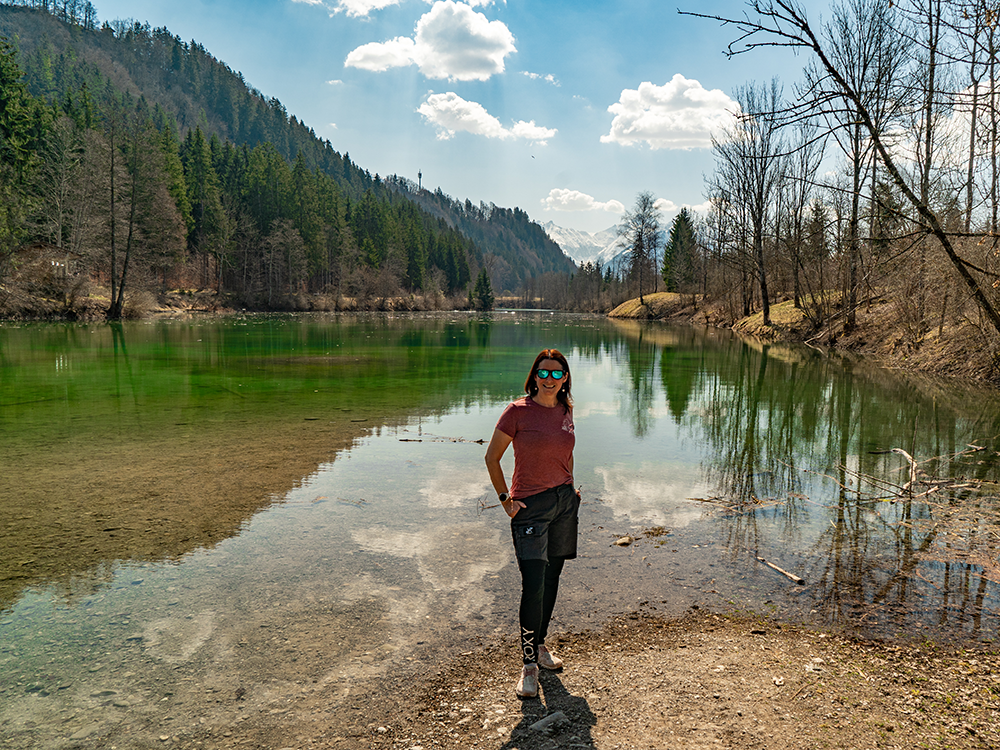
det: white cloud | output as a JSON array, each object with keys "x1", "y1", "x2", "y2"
[
  {"x1": 345, "y1": 37, "x2": 417, "y2": 72},
  {"x1": 601, "y1": 73, "x2": 738, "y2": 150},
  {"x1": 296, "y1": 0, "x2": 504, "y2": 18},
  {"x1": 418, "y1": 92, "x2": 555, "y2": 143},
  {"x1": 335, "y1": 0, "x2": 402, "y2": 17},
  {"x1": 292, "y1": 0, "x2": 401, "y2": 17},
  {"x1": 542, "y1": 190, "x2": 706, "y2": 218},
  {"x1": 522, "y1": 71, "x2": 559, "y2": 86},
  {"x1": 542, "y1": 188, "x2": 625, "y2": 214},
  {"x1": 345, "y1": 1, "x2": 516, "y2": 81},
  {"x1": 654, "y1": 199, "x2": 711, "y2": 218},
  {"x1": 418, "y1": 92, "x2": 506, "y2": 138},
  {"x1": 326, "y1": 79, "x2": 343, "y2": 85},
  {"x1": 510, "y1": 120, "x2": 557, "y2": 143}
]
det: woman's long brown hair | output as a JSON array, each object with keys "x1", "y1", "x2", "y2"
[{"x1": 524, "y1": 348, "x2": 572, "y2": 413}]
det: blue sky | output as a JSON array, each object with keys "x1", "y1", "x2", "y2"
[{"x1": 93, "y1": 0, "x2": 823, "y2": 234}]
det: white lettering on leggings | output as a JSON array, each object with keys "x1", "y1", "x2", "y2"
[{"x1": 521, "y1": 626, "x2": 536, "y2": 662}]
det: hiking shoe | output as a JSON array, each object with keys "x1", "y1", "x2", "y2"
[
  {"x1": 537, "y1": 644, "x2": 563, "y2": 670},
  {"x1": 516, "y1": 663, "x2": 539, "y2": 698}
]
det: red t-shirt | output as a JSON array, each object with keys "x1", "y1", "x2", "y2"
[{"x1": 496, "y1": 396, "x2": 575, "y2": 500}]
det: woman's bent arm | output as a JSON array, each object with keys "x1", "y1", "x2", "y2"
[
  {"x1": 485, "y1": 428, "x2": 513, "y2": 496},
  {"x1": 485, "y1": 428, "x2": 524, "y2": 517}
]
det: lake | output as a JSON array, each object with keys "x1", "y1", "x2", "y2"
[{"x1": 1, "y1": 311, "x2": 998, "y2": 748}]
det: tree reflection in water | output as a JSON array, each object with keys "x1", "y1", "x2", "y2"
[{"x1": 615, "y1": 322, "x2": 999, "y2": 640}]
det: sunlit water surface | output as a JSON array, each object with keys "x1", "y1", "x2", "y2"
[{"x1": 2, "y1": 312, "x2": 998, "y2": 747}]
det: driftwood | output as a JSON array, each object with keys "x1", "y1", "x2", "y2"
[
  {"x1": 399, "y1": 434, "x2": 486, "y2": 444},
  {"x1": 755, "y1": 556, "x2": 805, "y2": 585},
  {"x1": 890, "y1": 448, "x2": 919, "y2": 492}
]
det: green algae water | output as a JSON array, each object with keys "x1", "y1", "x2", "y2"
[{"x1": 1, "y1": 312, "x2": 998, "y2": 748}]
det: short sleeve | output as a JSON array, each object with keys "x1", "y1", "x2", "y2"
[{"x1": 495, "y1": 401, "x2": 519, "y2": 437}]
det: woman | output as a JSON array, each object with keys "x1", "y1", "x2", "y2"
[{"x1": 485, "y1": 348, "x2": 581, "y2": 699}]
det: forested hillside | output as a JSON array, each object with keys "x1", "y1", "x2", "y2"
[
  {"x1": 386, "y1": 176, "x2": 576, "y2": 293},
  {"x1": 0, "y1": 2, "x2": 569, "y2": 318}
]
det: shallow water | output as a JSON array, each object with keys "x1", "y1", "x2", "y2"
[{"x1": 1, "y1": 311, "x2": 998, "y2": 747}]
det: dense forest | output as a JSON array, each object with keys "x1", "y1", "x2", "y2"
[{"x1": 0, "y1": 2, "x2": 577, "y2": 318}]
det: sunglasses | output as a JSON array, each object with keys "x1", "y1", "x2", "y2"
[{"x1": 535, "y1": 369, "x2": 566, "y2": 380}]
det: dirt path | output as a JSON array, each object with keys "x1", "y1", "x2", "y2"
[{"x1": 185, "y1": 610, "x2": 997, "y2": 750}]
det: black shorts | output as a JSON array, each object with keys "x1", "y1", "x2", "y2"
[{"x1": 510, "y1": 483, "x2": 580, "y2": 562}]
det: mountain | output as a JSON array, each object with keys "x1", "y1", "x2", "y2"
[
  {"x1": 541, "y1": 221, "x2": 626, "y2": 269},
  {"x1": 388, "y1": 177, "x2": 577, "y2": 293}
]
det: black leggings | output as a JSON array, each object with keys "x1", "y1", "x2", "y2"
[{"x1": 517, "y1": 556, "x2": 565, "y2": 664}]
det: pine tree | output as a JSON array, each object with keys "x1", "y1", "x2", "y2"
[
  {"x1": 0, "y1": 35, "x2": 42, "y2": 278},
  {"x1": 0, "y1": 35, "x2": 40, "y2": 181},
  {"x1": 160, "y1": 123, "x2": 192, "y2": 233},
  {"x1": 473, "y1": 268, "x2": 494, "y2": 311},
  {"x1": 663, "y1": 208, "x2": 697, "y2": 293},
  {"x1": 181, "y1": 126, "x2": 227, "y2": 285}
]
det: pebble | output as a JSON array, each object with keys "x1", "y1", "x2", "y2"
[{"x1": 69, "y1": 724, "x2": 101, "y2": 740}]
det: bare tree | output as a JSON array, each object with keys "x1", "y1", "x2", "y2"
[
  {"x1": 709, "y1": 79, "x2": 787, "y2": 326},
  {"x1": 617, "y1": 191, "x2": 662, "y2": 305},
  {"x1": 103, "y1": 100, "x2": 185, "y2": 319},
  {"x1": 803, "y1": 0, "x2": 908, "y2": 330},
  {"x1": 778, "y1": 119, "x2": 824, "y2": 312},
  {"x1": 684, "y1": 0, "x2": 1000, "y2": 336},
  {"x1": 34, "y1": 116, "x2": 87, "y2": 299}
]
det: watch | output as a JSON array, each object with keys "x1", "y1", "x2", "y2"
[{"x1": 499, "y1": 492, "x2": 509, "y2": 503}]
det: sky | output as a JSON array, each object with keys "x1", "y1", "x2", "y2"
[{"x1": 92, "y1": 0, "x2": 826, "y2": 234}]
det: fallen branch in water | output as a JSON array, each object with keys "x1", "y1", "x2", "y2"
[
  {"x1": 337, "y1": 497, "x2": 367, "y2": 507},
  {"x1": 688, "y1": 495, "x2": 783, "y2": 513},
  {"x1": 755, "y1": 556, "x2": 805, "y2": 585},
  {"x1": 890, "y1": 448, "x2": 919, "y2": 493},
  {"x1": 400, "y1": 433, "x2": 486, "y2": 444}
]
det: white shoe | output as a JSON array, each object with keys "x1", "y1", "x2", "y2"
[
  {"x1": 516, "y1": 663, "x2": 539, "y2": 698},
  {"x1": 538, "y1": 644, "x2": 563, "y2": 670}
]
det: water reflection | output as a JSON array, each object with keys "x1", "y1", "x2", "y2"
[
  {"x1": 0, "y1": 313, "x2": 556, "y2": 612},
  {"x1": 608, "y1": 321, "x2": 1000, "y2": 638},
  {"x1": 2, "y1": 312, "x2": 1000, "y2": 748}
]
